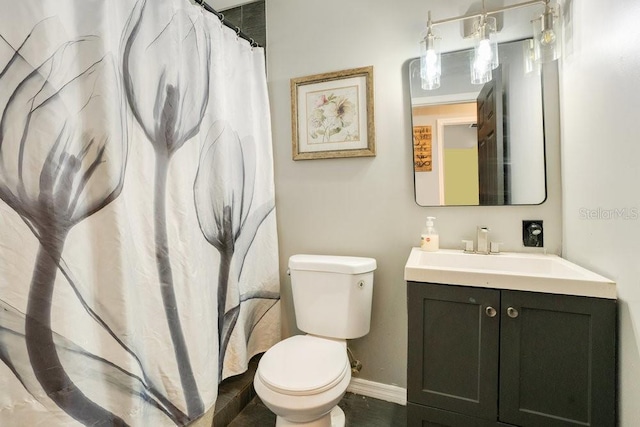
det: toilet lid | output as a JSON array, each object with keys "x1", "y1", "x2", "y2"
[{"x1": 258, "y1": 335, "x2": 349, "y2": 396}]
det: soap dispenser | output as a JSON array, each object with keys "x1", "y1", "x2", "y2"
[{"x1": 420, "y1": 216, "x2": 439, "y2": 252}]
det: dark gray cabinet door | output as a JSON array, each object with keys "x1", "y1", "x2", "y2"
[
  {"x1": 499, "y1": 291, "x2": 617, "y2": 427},
  {"x1": 408, "y1": 282, "x2": 500, "y2": 421}
]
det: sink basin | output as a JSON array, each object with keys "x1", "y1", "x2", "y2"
[{"x1": 404, "y1": 248, "x2": 616, "y2": 299}]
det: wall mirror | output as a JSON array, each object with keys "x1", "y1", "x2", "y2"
[{"x1": 409, "y1": 39, "x2": 546, "y2": 206}]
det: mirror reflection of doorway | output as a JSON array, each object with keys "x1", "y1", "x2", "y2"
[
  {"x1": 476, "y1": 66, "x2": 509, "y2": 205},
  {"x1": 412, "y1": 102, "x2": 477, "y2": 206},
  {"x1": 441, "y1": 121, "x2": 479, "y2": 205}
]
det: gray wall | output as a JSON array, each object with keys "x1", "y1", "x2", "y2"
[
  {"x1": 560, "y1": 0, "x2": 640, "y2": 424},
  {"x1": 266, "y1": 0, "x2": 562, "y2": 389}
]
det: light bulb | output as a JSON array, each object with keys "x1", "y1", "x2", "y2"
[
  {"x1": 424, "y1": 49, "x2": 438, "y2": 77},
  {"x1": 477, "y1": 39, "x2": 492, "y2": 63},
  {"x1": 540, "y1": 29, "x2": 556, "y2": 46}
]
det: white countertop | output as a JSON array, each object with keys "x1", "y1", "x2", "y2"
[{"x1": 404, "y1": 248, "x2": 617, "y2": 299}]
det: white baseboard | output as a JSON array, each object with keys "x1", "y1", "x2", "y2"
[{"x1": 347, "y1": 377, "x2": 407, "y2": 406}]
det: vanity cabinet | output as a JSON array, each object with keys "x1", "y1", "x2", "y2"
[{"x1": 407, "y1": 281, "x2": 616, "y2": 427}]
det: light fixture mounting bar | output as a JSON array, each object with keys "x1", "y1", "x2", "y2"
[{"x1": 430, "y1": 0, "x2": 546, "y2": 27}]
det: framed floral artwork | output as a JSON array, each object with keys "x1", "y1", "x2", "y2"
[{"x1": 290, "y1": 66, "x2": 375, "y2": 160}]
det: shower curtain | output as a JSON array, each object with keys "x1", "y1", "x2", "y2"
[{"x1": 0, "y1": 0, "x2": 280, "y2": 425}]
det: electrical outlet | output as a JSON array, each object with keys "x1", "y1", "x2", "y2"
[{"x1": 523, "y1": 220, "x2": 543, "y2": 247}]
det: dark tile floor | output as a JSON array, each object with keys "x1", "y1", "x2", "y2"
[
  {"x1": 228, "y1": 393, "x2": 407, "y2": 426},
  {"x1": 212, "y1": 356, "x2": 260, "y2": 426}
]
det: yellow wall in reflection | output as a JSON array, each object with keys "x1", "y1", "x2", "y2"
[{"x1": 444, "y1": 148, "x2": 479, "y2": 206}]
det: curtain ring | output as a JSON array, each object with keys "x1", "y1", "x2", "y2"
[
  {"x1": 250, "y1": 38, "x2": 258, "y2": 48},
  {"x1": 218, "y1": 12, "x2": 224, "y2": 23},
  {"x1": 235, "y1": 26, "x2": 241, "y2": 39}
]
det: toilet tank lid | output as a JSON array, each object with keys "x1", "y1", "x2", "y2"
[{"x1": 289, "y1": 254, "x2": 377, "y2": 274}]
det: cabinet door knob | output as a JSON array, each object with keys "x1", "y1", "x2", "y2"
[
  {"x1": 485, "y1": 306, "x2": 497, "y2": 317},
  {"x1": 507, "y1": 307, "x2": 519, "y2": 318}
]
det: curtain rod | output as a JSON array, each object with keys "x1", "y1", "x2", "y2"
[{"x1": 194, "y1": 0, "x2": 260, "y2": 47}]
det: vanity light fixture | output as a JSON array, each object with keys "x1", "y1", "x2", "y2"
[
  {"x1": 470, "y1": 14, "x2": 498, "y2": 84},
  {"x1": 533, "y1": 0, "x2": 561, "y2": 63},
  {"x1": 420, "y1": 0, "x2": 561, "y2": 89},
  {"x1": 420, "y1": 11, "x2": 441, "y2": 90}
]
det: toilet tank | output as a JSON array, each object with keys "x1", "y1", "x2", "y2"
[{"x1": 288, "y1": 254, "x2": 376, "y2": 339}]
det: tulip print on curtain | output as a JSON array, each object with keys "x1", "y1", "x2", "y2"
[{"x1": 0, "y1": 0, "x2": 280, "y2": 426}]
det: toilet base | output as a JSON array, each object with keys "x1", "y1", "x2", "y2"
[
  {"x1": 275, "y1": 406, "x2": 346, "y2": 427},
  {"x1": 330, "y1": 406, "x2": 346, "y2": 426}
]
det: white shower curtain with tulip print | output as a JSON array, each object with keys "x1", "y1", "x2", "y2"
[{"x1": 0, "y1": 0, "x2": 280, "y2": 425}]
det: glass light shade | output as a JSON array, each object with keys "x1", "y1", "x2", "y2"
[
  {"x1": 420, "y1": 33, "x2": 441, "y2": 90},
  {"x1": 533, "y1": 4, "x2": 561, "y2": 63},
  {"x1": 470, "y1": 53, "x2": 492, "y2": 85},
  {"x1": 473, "y1": 15, "x2": 499, "y2": 71}
]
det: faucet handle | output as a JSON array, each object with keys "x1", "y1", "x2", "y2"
[
  {"x1": 462, "y1": 240, "x2": 474, "y2": 253},
  {"x1": 490, "y1": 241, "x2": 502, "y2": 254}
]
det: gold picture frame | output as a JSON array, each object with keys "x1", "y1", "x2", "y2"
[{"x1": 290, "y1": 66, "x2": 375, "y2": 160}]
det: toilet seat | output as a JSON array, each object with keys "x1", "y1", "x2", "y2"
[{"x1": 258, "y1": 335, "x2": 349, "y2": 396}]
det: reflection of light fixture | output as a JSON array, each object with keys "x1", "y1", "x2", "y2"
[
  {"x1": 420, "y1": 12, "x2": 441, "y2": 90},
  {"x1": 523, "y1": 39, "x2": 537, "y2": 74},
  {"x1": 533, "y1": 0, "x2": 561, "y2": 63},
  {"x1": 421, "y1": 0, "x2": 561, "y2": 90}
]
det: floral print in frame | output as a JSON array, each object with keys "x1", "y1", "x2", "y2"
[{"x1": 291, "y1": 66, "x2": 375, "y2": 160}]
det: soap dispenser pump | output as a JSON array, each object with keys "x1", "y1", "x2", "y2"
[{"x1": 420, "y1": 216, "x2": 439, "y2": 252}]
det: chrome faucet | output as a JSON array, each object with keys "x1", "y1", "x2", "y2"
[{"x1": 477, "y1": 227, "x2": 490, "y2": 254}]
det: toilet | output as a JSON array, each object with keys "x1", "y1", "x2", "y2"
[{"x1": 254, "y1": 254, "x2": 377, "y2": 427}]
